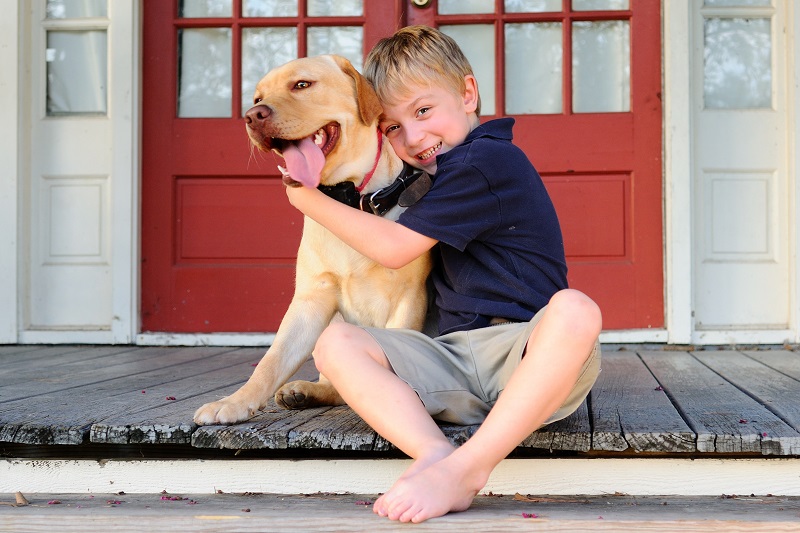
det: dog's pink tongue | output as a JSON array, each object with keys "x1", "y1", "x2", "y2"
[{"x1": 282, "y1": 135, "x2": 324, "y2": 188}]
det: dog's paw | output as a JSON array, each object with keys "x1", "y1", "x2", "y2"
[
  {"x1": 193, "y1": 399, "x2": 255, "y2": 425},
  {"x1": 275, "y1": 380, "x2": 345, "y2": 410},
  {"x1": 275, "y1": 381, "x2": 313, "y2": 409}
]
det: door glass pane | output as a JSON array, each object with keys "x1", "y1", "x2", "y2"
[
  {"x1": 242, "y1": 27, "x2": 298, "y2": 115},
  {"x1": 307, "y1": 27, "x2": 363, "y2": 70},
  {"x1": 704, "y1": 0, "x2": 770, "y2": 6},
  {"x1": 505, "y1": 23, "x2": 562, "y2": 114},
  {"x1": 179, "y1": 0, "x2": 232, "y2": 18},
  {"x1": 46, "y1": 30, "x2": 107, "y2": 115},
  {"x1": 572, "y1": 0, "x2": 628, "y2": 10},
  {"x1": 505, "y1": 0, "x2": 561, "y2": 13},
  {"x1": 308, "y1": 0, "x2": 362, "y2": 16},
  {"x1": 178, "y1": 28, "x2": 232, "y2": 117},
  {"x1": 572, "y1": 20, "x2": 630, "y2": 113},
  {"x1": 704, "y1": 18, "x2": 771, "y2": 109},
  {"x1": 46, "y1": 0, "x2": 107, "y2": 18},
  {"x1": 439, "y1": 0, "x2": 494, "y2": 14},
  {"x1": 441, "y1": 25, "x2": 495, "y2": 115},
  {"x1": 243, "y1": 0, "x2": 297, "y2": 17}
]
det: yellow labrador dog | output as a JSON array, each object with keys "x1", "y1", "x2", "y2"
[{"x1": 194, "y1": 55, "x2": 432, "y2": 425}]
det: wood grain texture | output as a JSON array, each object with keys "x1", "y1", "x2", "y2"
[
  {"x1": 1, "y1": 493, "x2": 798, "y2": 532},
  {"x1": 591, "y1": 351, "x2": 695, "y2": 452},
  {"x1": 640, "y1": 351, "x2": 800, "y2": 455},
  {"x1": 2, "y1": 346, "x2": 800, "y2": 456}
]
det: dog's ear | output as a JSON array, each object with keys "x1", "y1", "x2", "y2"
[{"x1": 333, "y1": 55, "x2": 383, "y2": 126}]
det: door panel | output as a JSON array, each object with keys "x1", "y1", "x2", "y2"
[
  {"x1": 142, "y1": 1, "x2": 401, "y2": 332},
  {"x1": 692, "y1": 0, "x2": 790, "y2": 332},
  {"x1": 409, "y1": 1, "x2": 664, "y2": 330}
]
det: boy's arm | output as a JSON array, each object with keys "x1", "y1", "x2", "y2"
[{"x1": 286, "y1": 185, "x2": 437, "y2": 269}]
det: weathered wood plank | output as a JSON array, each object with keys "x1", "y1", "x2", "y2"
[
  {"x1": 522, "y1": 400, "x2": 592, "y2": 451},
  {"x1": 0, "y1": 346, "x2": 244, "y2": 401},
  {"x1": 590, "y1": 351, "x2": 695, "y2": 452},
  {"x1": 3, "y1": 493, "x2": 800, "y2": 533},
  {"x1": 287, "y1": 405, "x2": 380, "y2": 451},
  {"x1": 744, "y1": 350, "x2": 800, "y2": 381},
  {"x1": 693, "y1": 350, "x2": 800, "y2": 453},
  {"x1": 0, "y1": 345, "x2": 89, "y2": 369},
  {"x1": 0, "y1": 346, "x2": 142, "y2": 379},
  {"x1": 640, "y1": 351, "x2": 800, "y2": 455},
  {"x1": 89, "y1": 348, "x2": 268, "y2": 444},
  {"x1": 0, "y1": 348, "x2": 255, "y2": 445},
  {"x1": 0, "y1": 345, "x2": 51, "y2": 359},
  {"x1": 191, "y1": 402, "x2": 336, "y2": 450}
]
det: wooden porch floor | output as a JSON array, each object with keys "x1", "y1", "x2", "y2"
[
  {"x1": 3, "y1": 345, "x2": 800, "y2": 530},
  {"x1": 1, "y1": 344, "x2": 800, "y2": 457}
]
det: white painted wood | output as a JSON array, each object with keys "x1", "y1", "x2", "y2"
[
  {"x1": 136, "y1": 332, "x2": 276, "y2": 347},
  {"x1": 663, "y1": 0, "x2": 694, "y2": 345},
  {"x1": 21, "y1": 1, "x2": 138, "y2": 342},
  {"x1": 2, "y1": 458, "x2": 799, "y2": 497},
  {"x1": 133, "y1": 330, "x2": 664, "y2": 347},
  {"x1": 691, "y1": 0, "x2": 794, "y2": 341},
  {"x1": 793, "y1": 0, "x2": 800, "y2": 347},
  {"x1": 0, "y1": 0, "x2": 21, "y2": 344}
]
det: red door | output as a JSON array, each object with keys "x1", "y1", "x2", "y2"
[{"x1": 142, "y1": 1, "x2": 662, "y2": 333}]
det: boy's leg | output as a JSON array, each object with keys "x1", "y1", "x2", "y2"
[
  {"x1": 374, "y1": 289, "x2": 602, "y2": 523},
  {"x1": 312, "y1": 322, "x2": 455, "y2": 469}
]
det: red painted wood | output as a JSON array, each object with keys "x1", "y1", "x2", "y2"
[
  {"x1": 405, "y1": 1, "x2": 663, "y2": 329},
  {"x1": 141, "y1": 1, "x2": 406, "y2": 332},
  {"x1": 141, "y1": 0, "x2": 662, "y2": 332}
]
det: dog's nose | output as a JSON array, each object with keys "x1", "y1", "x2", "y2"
[{"x1": 245, "y1": 105, "x2": 272, "y2": 125}]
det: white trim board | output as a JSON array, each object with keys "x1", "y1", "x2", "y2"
[
  {"x1": 3, "y1": 458, "x2": 799, "y2": 496},
  {"x1": 0, "y1": 0, "x2": 20, "y2": 343}
]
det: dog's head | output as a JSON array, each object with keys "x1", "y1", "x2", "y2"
[{"x1": 245, "y1": 55, "x2": 386, "y2": 189}]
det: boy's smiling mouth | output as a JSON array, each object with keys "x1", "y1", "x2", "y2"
[{"x1": 416, "y1": 142, "x2": 442, "y2": 161}]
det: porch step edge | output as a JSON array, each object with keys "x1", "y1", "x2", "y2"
[{"x1": 3, "y1": 457, "x2": 799, "y2": 497}]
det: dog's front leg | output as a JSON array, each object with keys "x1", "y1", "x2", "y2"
[{"x1": 193, "y1": 293, "x2": 337, "y2": 425}]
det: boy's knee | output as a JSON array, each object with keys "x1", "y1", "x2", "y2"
[
  {"x1": 549, "y1": 289, "x2": 602, "y2": 338},
  {"x1": 313, "y1": 322, "x2": 356, "y2": 375}
]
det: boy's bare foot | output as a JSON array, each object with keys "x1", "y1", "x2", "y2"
[
  {"x1": 373, "y1": 442, "x2": 454, "y2": 515},
  {"x1": 373, "y1": 449, "x2": 490, "y2": 523}
]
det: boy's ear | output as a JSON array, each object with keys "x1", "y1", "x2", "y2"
[
  {"x1": 333, "y1": 55, "x2": 383, "y2": 126},
  {"x1": 463, "y1": 74, "x2": 479, "y2": 114}
]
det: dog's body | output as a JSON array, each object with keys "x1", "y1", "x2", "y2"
[{"x1": 194, "y1": 55, "x2": 431, "y2": 425}]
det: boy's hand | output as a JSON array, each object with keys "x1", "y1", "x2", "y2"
[{"x1": 284, "y1": 180, "x2": 318, "y2": 208}]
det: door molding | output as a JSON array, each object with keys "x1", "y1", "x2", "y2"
[{"x1": 0, "y1": 0, "x2": 21, "y2": 343}]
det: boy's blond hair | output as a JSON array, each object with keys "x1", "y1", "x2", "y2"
[{"x1": 364, "y1": 25, "x2": 481, "y2": 116}]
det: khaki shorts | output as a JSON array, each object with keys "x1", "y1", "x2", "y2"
[{"x1": 364, "y1": 306, "x2": 601, "y2": 426}]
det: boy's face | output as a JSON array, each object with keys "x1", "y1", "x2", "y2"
[{"x1": 378, "y1": 76, "x2": 479, "y2": 175}]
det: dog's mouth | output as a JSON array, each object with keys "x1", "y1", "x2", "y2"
[{"x1": 272, "y1": 122, "x2": 340, "y2": 188}]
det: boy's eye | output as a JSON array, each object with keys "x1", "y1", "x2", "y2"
[
  {"x1": 383, "y1": 124, "x2": 399, "y2": 135},
  {"x1": 416, "y1": 106, "x2": 431, "y2": 117}
]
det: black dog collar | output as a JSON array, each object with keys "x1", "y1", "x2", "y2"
[{"x1": 318, "y1": 163, "x2": 431, "y2": 216}]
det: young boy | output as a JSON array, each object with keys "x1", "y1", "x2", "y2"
[{"x1": 285, "y1": 25, "x2": 602, "y2": 523}]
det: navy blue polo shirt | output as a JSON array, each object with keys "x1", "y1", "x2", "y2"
[{"x1": 397, "y1": 117, "x2": 568, "y2": 335}]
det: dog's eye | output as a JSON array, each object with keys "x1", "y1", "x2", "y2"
[
  {"x1": 294, "y1": 81, "x2": 312, "y2": 90},
  {"x1": 254, "y1": 97, "x2": 262, "y2": 105}
]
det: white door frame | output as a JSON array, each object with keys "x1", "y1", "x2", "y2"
[
  {"x1": 0, "y1": 0, "x2": 21, "y2": 343},
  {"x1": 664, "y1": 0, "x2": 694, "y2": 345},
  {"x1": 2, "y1": 0, "x2": 140, "y2": 344}
]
